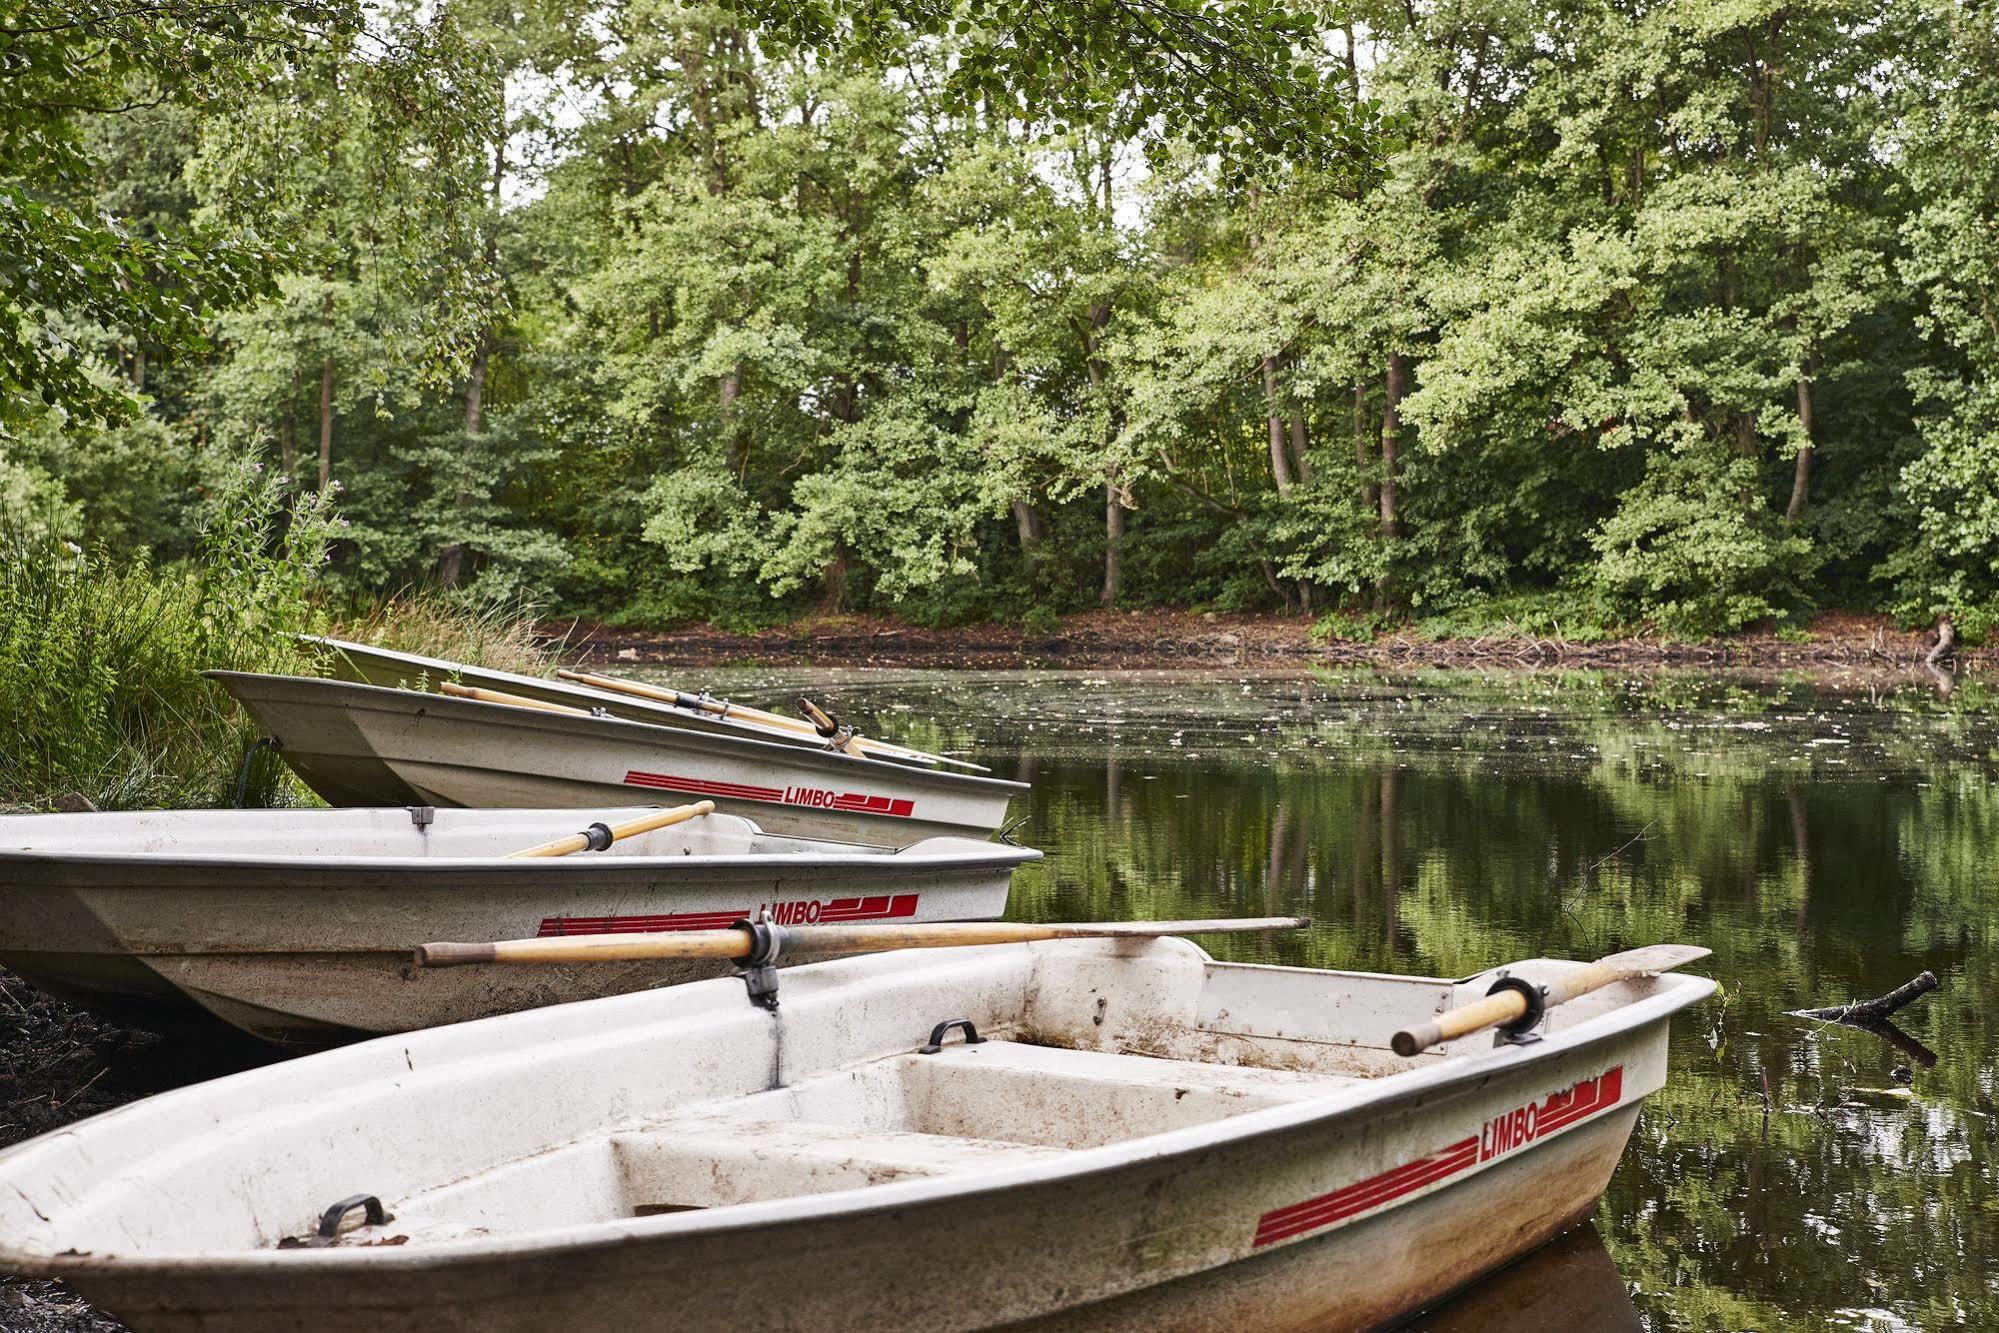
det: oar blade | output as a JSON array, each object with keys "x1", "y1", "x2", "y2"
[{"x1": 1595, "y1": 943, "x2": 1711, "y2": 977}]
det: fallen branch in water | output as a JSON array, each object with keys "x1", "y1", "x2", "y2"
[{"x1": 1792, "y1": 971, "x2": 1939, "y2": 1025}]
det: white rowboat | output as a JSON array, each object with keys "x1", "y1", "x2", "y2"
[
  {"x1": 0, "y1": 936, "x2": 1712, "y2": 1328},
  {"x1": 206, "y1": 672, "x2": 1026, "y2": 847},
  {"x1": 301, "y1": 635, "x2": 971, "y2": 765},
  {"x1": 0, "y1": 806, "x2": 1033, "y2": 1045}
]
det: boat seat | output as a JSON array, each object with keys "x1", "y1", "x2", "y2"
[
  {"x1": 874, "y1": 1040, "x2": 1359, "y2": 1150},
  {"x1": 609, "y1": 1113, "x2": 1069, "y2": 1211},
  {"x1": 913, "y1": 1040, "x2": 1362, "y2": 1100}
]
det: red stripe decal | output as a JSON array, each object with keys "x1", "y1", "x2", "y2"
[
  {"x1": 1252, "y1": 1065, "x2": 1626, "y2": 1248},
  {"x1": 536, "y1": 911, "x2": 746, "y2": 937},
  {"x1": 623, "y1": 771, "x2": 784, "y2": 801},
  {"x1": 621, "y1": 772, "x2": 915, "y2": 819},
  {"x1": 537, "y1": 893, "x2": 923, "y2": 936}
]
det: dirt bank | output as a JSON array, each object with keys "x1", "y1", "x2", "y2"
[
  {"x1": 0, "y1": 974, "x2": 271, "y2": 1331},
  {"x1": 555, "y1": 608, "x2": 1979, "y2": 675}
]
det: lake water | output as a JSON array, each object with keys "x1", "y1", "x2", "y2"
[{"x1": 646, "y1": 665, "x2": 1999, "y2": 1332}]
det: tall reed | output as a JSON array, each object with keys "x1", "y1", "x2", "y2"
[{"x1": 0, "y1": 461, "x2": 334, "y2": 811}]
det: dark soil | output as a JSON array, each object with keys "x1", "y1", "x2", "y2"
[
  {"x1": 553, "y1": 608, "x2": 1981, "y2": 676},
  {"x1": 0, "y1": 974, "x2": 273, "y2": 1332}
]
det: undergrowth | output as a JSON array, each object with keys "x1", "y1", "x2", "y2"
[
  {"x1": 0, "y1": 461, "x2": 331, "y2": 811},
  {"x1": 0, "y1": 458, "x2": 552, "y2": 813}
]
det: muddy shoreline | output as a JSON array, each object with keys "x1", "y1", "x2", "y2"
[
  {"x1": 0, "y1": 973, "x2": 270, "y2": 1331},
  {"x1": 554, "y1": 608, "x2": 1981, "y2": 677}
]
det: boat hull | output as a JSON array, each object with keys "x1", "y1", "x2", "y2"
[
  {"x1": 0, "y1": 809, "x2": 1029, "y2": 1045},
  {"x1": 0, "y1": 941, "x2": 1710, "y2": 1329},
  {"x1": 53, "y1": 1105, "x2": 1636, "y2": 1332},
  {"x1": 208, "y1": 672, "x2": 1026, "y2": 847}
]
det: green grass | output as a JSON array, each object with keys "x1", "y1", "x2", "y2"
[
  {"x1": 0, "y1": 459, "x2": 552, "y2": 813},
  {"x1": 329, "y1": 590, "x2": 559, "y2": 678}
]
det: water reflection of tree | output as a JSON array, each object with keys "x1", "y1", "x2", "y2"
[{"x1": 728, "y1": 667, "x2": 1999, "y2": 1329}]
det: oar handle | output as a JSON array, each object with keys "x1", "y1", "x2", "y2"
[
  {"x1": 439, "y1": 681, "x2": 587, "y2": 715},
  {"x1": 418, "y1": 928, "x2": 752, "y2": 968},
  {"x1": 1392, "y1": 990, "x2": 1530, "y2": 1057},
  {"x1": 799, "y1": 697, "x2": 840, "y2": 738},
  {"x1": 506, "y1": 801, "x2": 716, "y2": 859}
]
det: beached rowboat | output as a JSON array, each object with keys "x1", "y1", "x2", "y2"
[
  {"x1": 301, "y1": 635, "x2": 971, "y2": 767},
  {"x1": 0, "y1": 806, "x2": 1033, "y2": 1045},
  {"x1": 206, "y1": 671, "x2": 1026, "y2": 846},
  {"x1": 0, "y1": 935, "x2": 1712, "y2": 1329}
]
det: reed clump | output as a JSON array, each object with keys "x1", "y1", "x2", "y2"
[
  {"x1": 328, "y1": 590, "x2": 558, "y2": 678},
  {"x1": 0, "y1": 460, "x2": 332, "y2": 811},
  {"x1": 0, "y1": 460, "x2": 552, "y2": 813}
]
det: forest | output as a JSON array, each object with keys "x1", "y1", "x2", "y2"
[{"x1": 8, "y1": 0, "x2": 1999, "y2": 640}]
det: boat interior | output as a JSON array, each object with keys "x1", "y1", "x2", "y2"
[
  {"x1": 0, "y1": 938, "x2": 1689, "y2": 1260},
  {"x1": 0, "y1": 807, "x2": 929, "y2": 860}
]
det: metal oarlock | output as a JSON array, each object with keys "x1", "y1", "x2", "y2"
[
  {"x1": 1486, "y1": 972, "x2": 1548, "y2": 1047},
  {"x1": 733, "y1": 915, "x2": 792, "y2": 1012}
]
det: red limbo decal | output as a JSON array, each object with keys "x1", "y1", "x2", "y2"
[
  {"x1": 623, "y1": 771, "x2": 914, "y2": 818},
  {"x1": 1480, "y1": 1064, "x2": 1623, "y2": 1161},
  {"x1": 1252, "y1": 1066, "x2": 1625, "y2": 1248},
  {"x1": 537, "y1": 893, "x2": 920, "y2": 937}
]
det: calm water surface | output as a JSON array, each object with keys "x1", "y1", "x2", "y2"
[{"x1": 642, "y1": 664, "x2": 1999, "y2": 1332}]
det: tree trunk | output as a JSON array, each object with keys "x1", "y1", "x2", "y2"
[
  {"x1": 1354, "y1": 383, "x2": 1376, "y2": 511},
  {"x1": 1262, "y1": 356, "x2": 1294, "y2": 494},
  {"x1": 279, "y1": 417, "x2": 296, "y2": 477},
  {"x1": 464, "y1": 340, "x2": 488, "y2": 437},
  {"x1": 1101, "y1": 482, "x2": 1124, "y2": 607},
  {"x1": 1786, "y1": 363, "x2": 1814, "y2": 522},
  {"x1": 1379, "y1": 353, "x2": 1404, "y2": 541},
  {"x1": 1289, "y1": 414, "x2": 1313, "y2": 485},
  {"x1": 1011, "y1": 499, "x2": 1043, "y2": 550},
  {"x1": 438, "y1": 336, "x2": 490, "y2": 588},
  {"x1": 819, "y1": 548, "x2": 848, "y2": 612},
  {"x1": 317, "y1": 356, "x2": 334, "y2": 491},
  {"x1": 317, "y1": 290, "x2": 335, "y2": 491}
]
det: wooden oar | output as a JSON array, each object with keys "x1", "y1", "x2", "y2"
[
  {"x1": 417, "y1": 915, "x2": 1310, "y2": 968},
  {"x1": 506, "y1": 801, "x2": 716, "y2": 858},
  {"x1": 1391, "y1": 943, "x2": 1712, "y2": 1057},
  {"x1": 557, "y1": 669, "x2": 824, "y2": 736},
  {"x1": 556, "y1": 670, "x2": 986, "y2": 771},
  {"x1": 439, "y1": 680, "x2": 589, "y2": 715}
]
